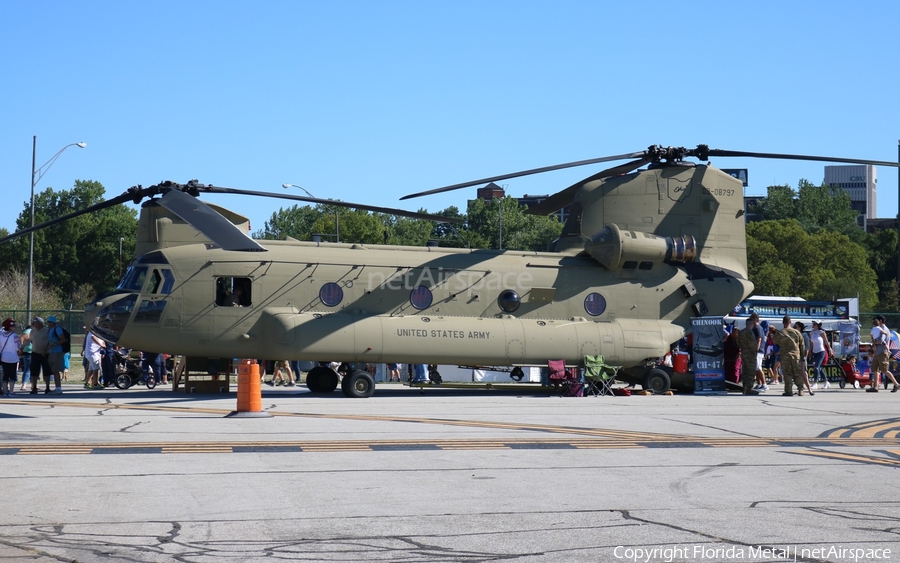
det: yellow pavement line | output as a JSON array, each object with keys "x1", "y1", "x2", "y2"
[{"x1": 792, "y1": 450, "x2": 900, "y2": 467}]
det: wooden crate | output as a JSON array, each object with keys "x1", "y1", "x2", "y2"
[{"x1": 184, "y1": 375, "x2": 230, "y2": 394}]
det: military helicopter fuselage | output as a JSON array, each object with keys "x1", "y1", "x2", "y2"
[{"x1": 87, "y1": 163, "x2": 753, "y2": 393}]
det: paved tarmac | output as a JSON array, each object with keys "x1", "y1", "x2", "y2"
[{"x1": 1, "y1": 381, "x2": 900, "y2": 563}]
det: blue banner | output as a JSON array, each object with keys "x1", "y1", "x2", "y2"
[{"x1": 692, "y1": 317, "x2": 726, "y2": 395}]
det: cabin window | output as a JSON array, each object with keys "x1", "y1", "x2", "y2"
[
  {"x1": 497, "y1": 289, "x2": 521, "y2": 313},
  {"x1": 319, "y1": 282, "x2": 344, "y2": 307},
  {"x1": 409, "y1": 286, "x2": 433, "y2": 310},
  {"x1": 216, "y1": 277, "x2": 252, "y2": 307},
  {"x1": 584, "y1": 293, "x2": 607, "y2": 316}
]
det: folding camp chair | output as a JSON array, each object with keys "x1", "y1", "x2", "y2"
[
  {"x1": 548, "y1": 359, "x2": 578, "y2": 396},
  {"x1": 583, "y1": 355, "x2": 620, "y2": 396}
]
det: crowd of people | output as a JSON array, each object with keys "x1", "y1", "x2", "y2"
[
  {"x1": 0, "y1": 316, "x2": 172, "y2": 394},
  {"x1": 725, "y1": 313, "x2": 899, "y2": 396}
]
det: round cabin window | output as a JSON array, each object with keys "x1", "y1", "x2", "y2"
[
  {"x1": 584, "y1": 293, "x2": 607, "y2": 316},
  {"x1": 498, "y1": 289, "x2": 521, "y2": 313},
  {"x1": 409, "y1": 286, "x2": 433, "y2": 310},
  {"x1": 319, "y1": 282, "x2": 344, "y2": 307}
]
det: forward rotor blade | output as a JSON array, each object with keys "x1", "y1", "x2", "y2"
[
  {"x1": 705, "y1": 149, "x2": 900, "y2": 168},
  {"x1": 0, "y1": 191, "x2": 137, "y2": 245},
  {"x1": 526, "y1": 157, "x2": 652, "y2": 216},
  {"x1": 400, "y1": 151, "x2": 648, "y2": 200},
  {"x1": 156, "y1": 189, "x2": 267, "y2": 252},
  {"x1": 200, "y1": 186, "x2": 464, "y2": 223}
]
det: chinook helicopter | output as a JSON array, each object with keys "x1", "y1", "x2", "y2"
[{"x1": 4, "y1": 145, "x2": 898, "y2": 397}]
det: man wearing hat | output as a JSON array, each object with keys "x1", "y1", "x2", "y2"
[
  {"x1": 28, "y1": 317, "x2": 52, "y2": 395},
  {"x1": 45, "y1": 316, "x2": 66, "y2": 395},
  {"x1": 772, "y1": 315, "x2": 806, "y2": 396},
  {"x1": 737, "y1": 312, "x2": 764, "y2": 395}
]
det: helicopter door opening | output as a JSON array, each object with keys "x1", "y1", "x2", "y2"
[{"x1": 216, "y1": 277, "x2": 252, "y2": 307}]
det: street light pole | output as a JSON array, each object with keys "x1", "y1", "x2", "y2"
[
  {"x1": 282, "y1": 183, "x2": 340, "y2": 243},
  {"x1": 119, "y1": 237, "x2": 125, "y2": 278},
  {"x1": 27, "y1": 137, "x2": 87, "y2": 323}
]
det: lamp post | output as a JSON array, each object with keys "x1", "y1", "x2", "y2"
[
  {"x1": 282, "y1": 183, "x2": 339, "y2": 243},
  {"x1": 27, "y1": 137, "x2": 87, "y2": 324},
  {"x1": 119, "y1": 236, "x2": 125, "y2": 278}
]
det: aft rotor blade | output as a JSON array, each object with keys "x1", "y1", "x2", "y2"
[
  {"x1": 0, "y1": 191, "x2": 136, "y2": 245},
  {"x1": 157, "y1": 189, "x2": 267, "y2": 252},
  {"x1": 200, "y1": 186, "x2": 464, "y2": 224},
  {"x1": 705, "y1": 149, "x2": 900, "y2": 168},
  {"x1": 526, "y1": 157, "x2": 652, "y2": 216},
  {"x1": 400, "y1": 151, "x2": 648, "y2": 200}
]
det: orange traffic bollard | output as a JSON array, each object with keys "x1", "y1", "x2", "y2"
[{"x1": 226, "y1": 359, "x2": 273, "y2": 418}]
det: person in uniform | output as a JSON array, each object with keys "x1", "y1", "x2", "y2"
[
  {"x1": 771, "y1": 315, "x2": 806, "y2": 396},
  {"x1": 737, "y1": 313, "x2": 763, "y2": 395}
]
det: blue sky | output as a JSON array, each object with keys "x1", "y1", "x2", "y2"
[{"x1": 2, "y1": 1, "x2": 899, "y2": 237}]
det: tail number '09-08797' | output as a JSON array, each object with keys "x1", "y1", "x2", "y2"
[{"x1": 702, "y1": 187, "x2": 735, "y2": 197}]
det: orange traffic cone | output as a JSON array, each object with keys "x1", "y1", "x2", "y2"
[{"x1": 226, "y1": 359, "x2": 273, "y2": 418}]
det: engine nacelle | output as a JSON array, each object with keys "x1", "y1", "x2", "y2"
[{"x1": 585, "y1": 223, "x2": 697, "y2": 270}]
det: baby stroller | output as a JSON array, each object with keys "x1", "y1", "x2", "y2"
[{"x1": 113, "y1": 350, "x2": 157, "y2": 390}]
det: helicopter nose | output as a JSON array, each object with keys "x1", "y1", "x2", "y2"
[{"x1": 86, "y1": 293, "x2": 138, "y2": 344}]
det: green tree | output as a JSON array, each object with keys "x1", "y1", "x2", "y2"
[
  {"x1": 754, "y1": 180, "x2": 860, "y2": 237},
  {"x1": 254, "y1": 205, "x2": 321, "y2": 240},
  {"x1": 4, "y1": 180, "x2": 138, "y2": 301},
  {"x1": 754, "y1": 184, "x2": 797, "y2": 221},
  {"x1": 747, "y1": 219, "x2": 879, "y2": 310},
  {"x1": 795, "y1": 180, "x2": 859, "y2": 237},
  {"x1": 463, "y1": 196, "x2": 562, "y2": 251},
  {"x1": 381, "y1": 213, "x2": 435, "y2": 246},
  {"x1": 861, "y1": 228, "x2": 899, "y2": 310}
]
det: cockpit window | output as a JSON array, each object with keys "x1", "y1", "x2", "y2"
[
  {"x1": 134, "y1": 300, "x2": 166, "y2": 324},
  {"x1": 216, "y1": 276, "x2": 252, "y2": 307},
  {"x1": 117, "y1": 266, "x2": 148, "y2": 292},
  {"x1": 161, "y1": 270, "x2": 175, "y2": 294},
  {"x1": 147, "y1": 270, "x2": 162, "y2": 294}
]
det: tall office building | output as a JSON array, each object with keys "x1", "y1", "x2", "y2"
[{"x1": 824, "y1": 164, "x2": 877, "y2": 220}]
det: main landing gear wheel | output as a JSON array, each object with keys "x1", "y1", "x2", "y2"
[
  {"x1": 510, "y1": 367, "x2": 525, "y2": 382},
  {"x1": 643, "y1": 369, "x2": 671, "y2": 394},
  {"x1": 306, "y1": 366, "x2": 339, "y2": 393},
  {"x1": 342, "y1": 370, "x2": 375, "y2": 398}
]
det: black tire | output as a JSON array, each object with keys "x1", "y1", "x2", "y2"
[
  {"x1": 114, "y1": 373, "x2": 132, "y2": 390},
  {"x1": 510, "y1": 367, "x2": 524, "y2": 382},
  {"x1": 306, "y1": 366, "x2": 339, "y2": 393},
  {"x1": 643, "y1": 369, "x2": 671, "y2": 394},
  {"x1": 839, "y1": 380, "x2": 846, "y2": 389},
  {"x1": 146, "y1": 376, "x2": 157, "y2": 390},
  {"x1": 343, "y1": 370, "x2": 375, "y2": 398}
]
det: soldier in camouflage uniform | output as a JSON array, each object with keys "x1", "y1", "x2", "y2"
[
  {"x1": 737, "y1": 313, "x2": 763, "y2": 395},
  {"x1": 772, "y1": 315, "x2": 806, "y2": 396}
]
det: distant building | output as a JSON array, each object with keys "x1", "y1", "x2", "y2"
[
  {"x1": 742, "y1": 196, "x2": 765, "y2": 223},
  {"x1": 824, "y1": 164, "x2": 876, "y2": 220}
]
